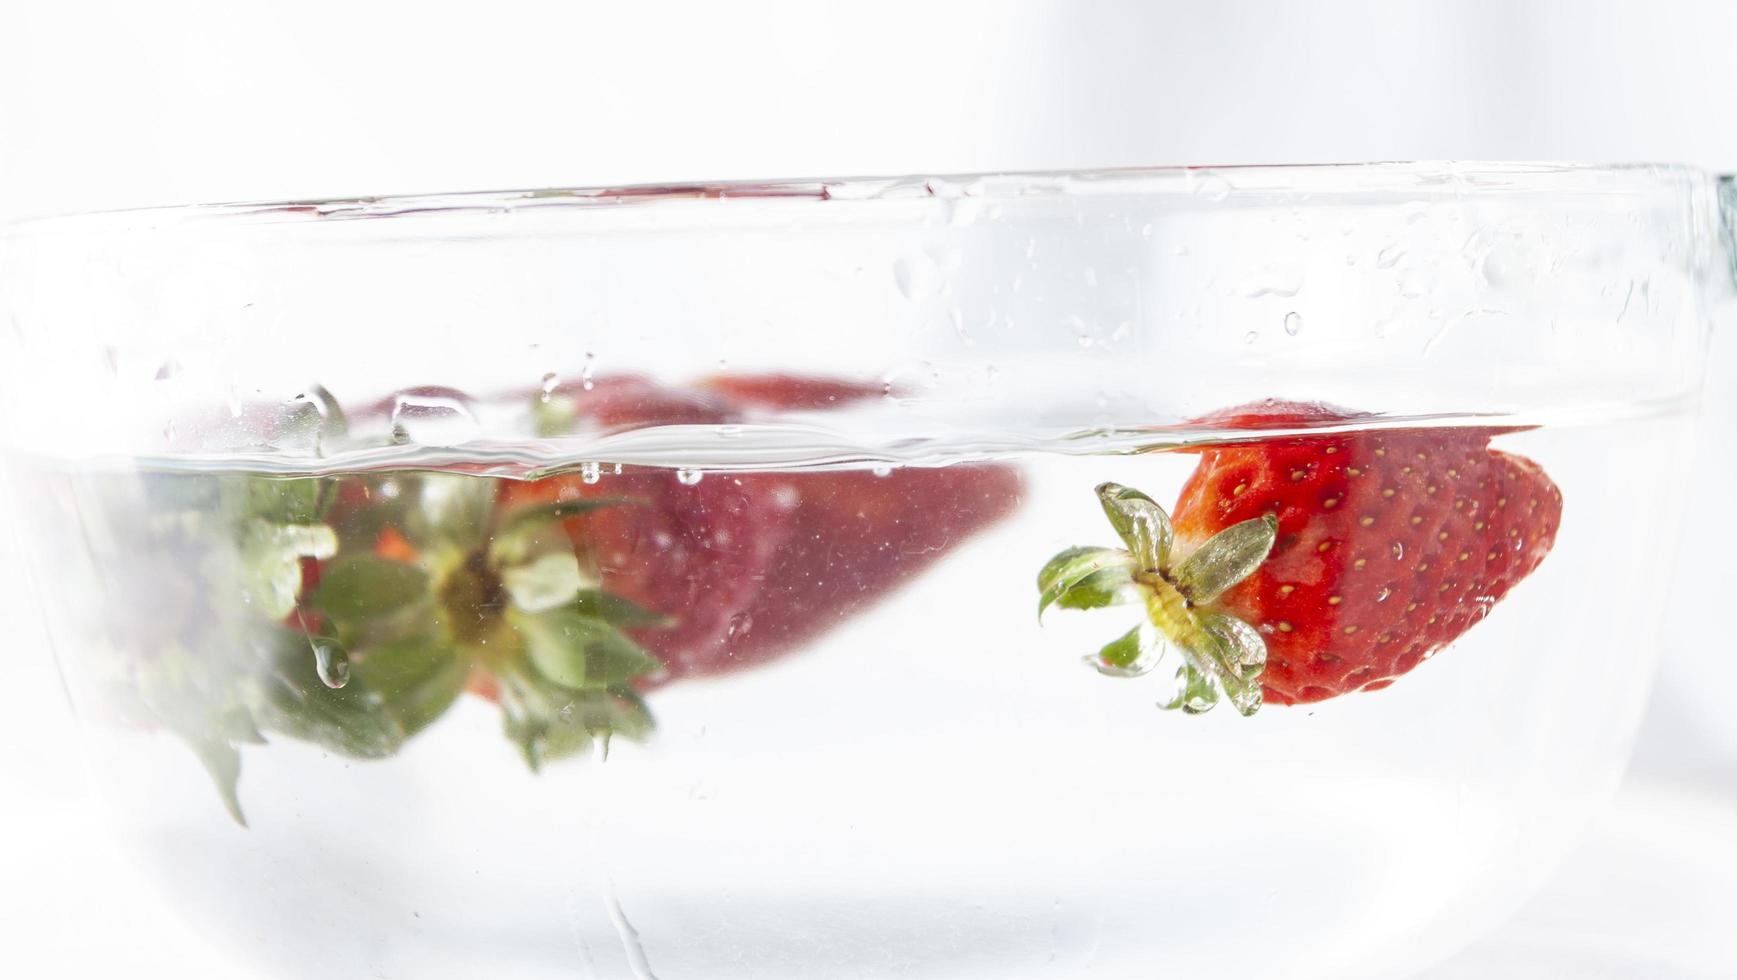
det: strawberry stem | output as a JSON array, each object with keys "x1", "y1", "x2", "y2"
[{"x1": 1038, "y1": 482, "x2": 1276, "y2": 717}]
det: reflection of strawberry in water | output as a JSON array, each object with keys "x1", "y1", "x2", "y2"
[{"x1": 497, "y1": 374, "x2": 1023, "y2": 684}]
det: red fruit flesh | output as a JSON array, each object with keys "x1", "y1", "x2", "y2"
[
  {"x1": 720, "y1": 464, "x2": 1022, "y2": 669},
  {"x1": 697, "y1": 374, "x2": 1021, "y2": 670},
  {"x1": 1172, "y1": 403, "x2": 1561, "y2": 705},
  {"x1": 500, "y1": 374, "x2": 1021, "y2": 684}
]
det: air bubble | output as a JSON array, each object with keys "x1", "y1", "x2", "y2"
[
  {"x1": 1283, "y1": 312, "x2": 1303, "y2": 336},
  {"x1": 676, "y1": 468, "x2": 703, "y2": 486},
  {"x1": 1243, "y1": 331, "x2": 1258, "y2": 344},
  {"x1": 872, "y1": 464, "x2": 893, "y2": 477},
  {"x1": 726, "y1": 611, "x2": 754, "y2": 638},
  {"x1": 580, "y1": 461, "x2": 602, "y2": 485},
  {"x1": 539, "y1": 372, "x2": 559, "y2": 403},
  {"x1": 581, "y1": 352, "x2": 596, "y2": 391}
]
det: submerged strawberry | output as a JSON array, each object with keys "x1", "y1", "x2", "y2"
[
  {"x1": 1038, "y1": 402, "x2": 1561, "y2": 712},
  {"x1": 704, "y1": 377, "x2": 1021, "y2": 672},
  {"x1": 509, "y1": 374, "x2": 1021, "y2": 682},
  {"x1": 132, "y1": 373, "x2": 1020, "y2": 821}
]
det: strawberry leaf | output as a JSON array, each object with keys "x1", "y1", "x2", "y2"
[
  {"x1": 1169, "y1": 514, "x2": 1277, "y2": 605},
  {"x1": 1094, "y1": 482, "x2": 1173, "y2": 570},
  {"x1": 1055, "y1": 566, "x2": 1141, "y2": 613},
  {"x1": 1160, "y1": 663, "x2": 1220, "y2": 714},
  {"x1": 231, "y1": 476, "x2": 331, "y2": 526},
  {"x1": 1088, "y1": 623, "x2": 1167, "y2": 678},
  {"x1": 572, "y1": 589, "x2": 674, "y2": 629},
  {"x1": 254, "y1": 630, "x2": 466, "y2": 758},
  {"x1": 1037, "y1": 546, "x2": 1137, "y2": 619},
  {"x1": 312, "y1": 556, "x2": 430, "y2": 624},
  {"x1": 498, "y1": 673, "x2": 652, "y2": 771},
  {"x1": 182, "y1": 735, "x2": 247, "y2": 826},
  {"x1": 1198, "y1": 610, "x2": 1267, "y2": 679},
  {"x1": 404, "y1": 474, "x2": 496, "y2": 555},
  {"x1": 508, "y1": 605, "x2": 661, "y2": 690},
  {"x1": 1098, "y1": 627, "x2": 1145, "y2": 669},
  {"x1": 350, "y1": 636, "x2": 472, "y2": 738}
]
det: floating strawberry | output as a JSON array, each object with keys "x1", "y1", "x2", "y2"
[{"x1": 1039, "y1": 402, "x2": 1561, "y2": 712}]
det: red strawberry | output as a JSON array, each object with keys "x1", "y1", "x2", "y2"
[
  {"x1": 1040, "y1": 401, "x2": 1561, "y2": 711},
  {"x1": 1173, "y1": 402, "x2": 1562, "y2": 704},
  {"x1": 496, "y1": 376, "x2": 794, "y2": 679},
  {"x1": 501, "y1": 374, "x2": 1021, "y2": 683},
  {"x1": 699, "y1": 375, "x2": 1022, "y2": 672}
]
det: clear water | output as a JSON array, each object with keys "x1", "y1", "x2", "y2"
[{"x1": 7, "y1": 401, "x2": 1691, "y2": 980}]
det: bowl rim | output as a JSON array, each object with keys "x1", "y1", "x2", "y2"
[{"x1": 0, "y1": 160, "x2": 1712, "y2": 233}]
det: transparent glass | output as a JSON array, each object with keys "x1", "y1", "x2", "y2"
[{"x1": 0, "y1": 163, "x2": 1727, "y2": 980}]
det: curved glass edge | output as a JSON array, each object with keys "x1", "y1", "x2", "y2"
[{"x1": 0, "y1": 160, "x2": 1713, "y2": 234}]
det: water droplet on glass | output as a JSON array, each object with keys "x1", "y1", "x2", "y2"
[
  {"x1": 612, "y1": 463, "x2": 624, "y2": 475},
  {"x1": 676, "y1": 467, "x2": 703, "y2": 486},
  {"x1": 390, "y1": 389, "x2": 480, "y2": 447},
  {"x1": 872, "y1": 464, "x2": 893, "y2": 478},
  {"x1": 581, "y1": 352, "x2": 596, "y2": 391},
  {"x1": 313, "y1": 643, "x2": 350, "y2": 689},
  {"x1": 1376, "y1": 244, "x2": 1407, "y2": 269},
  {"x1": 1243, "y1": 331, "x2": 1258, "y2": 344},
  {"x1": 557, "y1": 702, "x2": 576, "y2": 724},
  {"x1": 579, "y1": 461, "x2": 602, "y2": 485},
  {"x1": 153, "y1": 359, "x2": 182, "y2": 381},
  {"x1": 1238, "y1": 263, "x2": 1304, "y2": 298},
  {"x1": 539, "y1": 372, "x2": 559, "y2": 403},
  {"x1": 1283, "y1": 311, "x2": 1303, "y2": 336}
]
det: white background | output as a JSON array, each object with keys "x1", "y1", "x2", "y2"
[{"x1": 2, "y1": 2, "x2": 1734, "y2": 977}]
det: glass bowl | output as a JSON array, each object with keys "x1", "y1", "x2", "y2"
[{"x1": 0, "y1": 162, "x2": 1726, "y2": 980}]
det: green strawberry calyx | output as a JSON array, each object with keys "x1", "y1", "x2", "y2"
[
  {"x1": 1037, "y1": 482, "x2": 1276, "y2": 716},
  {"x1": 111, "y1": 392, "x2": 672, "y2": 825}
]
